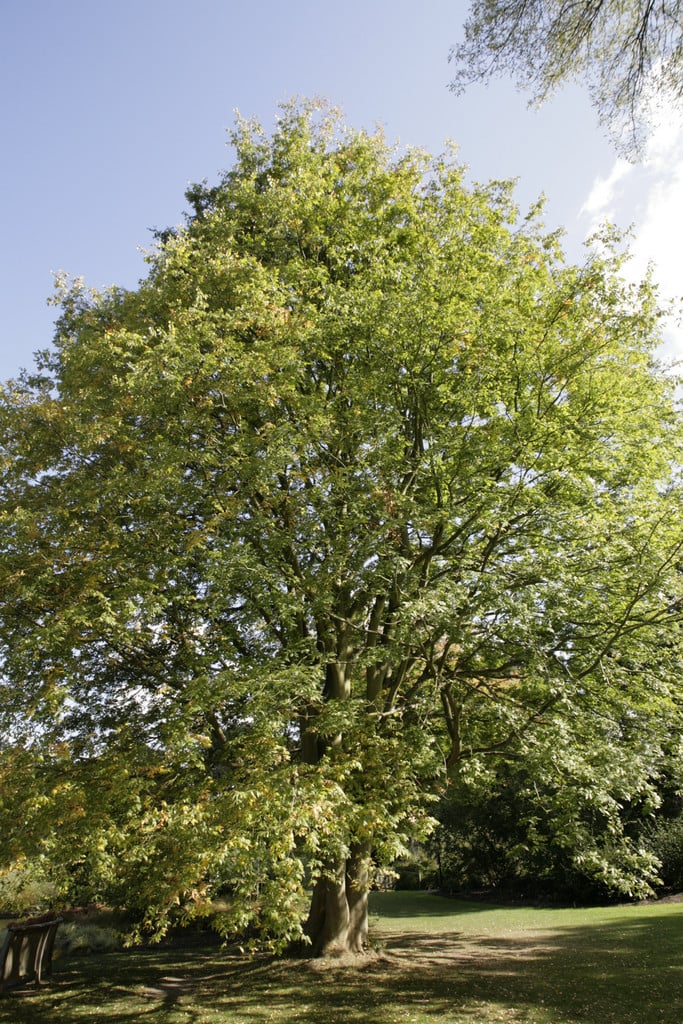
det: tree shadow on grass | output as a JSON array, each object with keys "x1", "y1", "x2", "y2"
[
  {"x1": 373, "y1": 915, "x2": 682, "y2": 1023},
  {"x1": 1, "y1": 909, "x2": 681, "y2": 1024}
]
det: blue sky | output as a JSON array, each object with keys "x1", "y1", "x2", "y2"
[{"x1": 2, "y1": 0, "x2": 681, "y2": 382}]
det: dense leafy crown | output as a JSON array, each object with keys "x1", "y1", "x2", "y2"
[{"x1": 1, "y1": 103, "x2": 682, "y2": 942}]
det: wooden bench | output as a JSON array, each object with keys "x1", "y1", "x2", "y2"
[{"x1": 0, "y1": 915, "x2": 63, "y2": 992}]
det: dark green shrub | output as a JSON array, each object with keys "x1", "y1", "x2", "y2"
[{"x1": 646, "y1": 815, "x2": 683, "y2": 890}]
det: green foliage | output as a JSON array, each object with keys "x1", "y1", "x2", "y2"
[
  {"x1": 0, "y1": 101, "x2": 682, "y2": 948},
  {"x1": 0, "y1": 858, "x2": 62, "y2": 916},
  {"x1": 646, "y1": 814, "x2": 683, "y2": 890},
  {"x1": 391, "y1": 849, "x2": 439, "y2": 891},
  {"x1": 434, "y1": 741, "x2": 663, "y2": 902},
  {"x1": 56, "y1": 920, "x2": 122, "y2": 956},
  {"x1": 432, "y1": 698, "x2": 683, "y2": 900},
  {"x1": 451, "y1": 0, "x2": 683, "y2": 155}
]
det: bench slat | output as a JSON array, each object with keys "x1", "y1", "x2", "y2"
[{"x1": 0, "y1": 918, "x2": 62, "y2": 992}]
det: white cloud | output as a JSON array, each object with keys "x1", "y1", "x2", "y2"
[
  {"x1": 579, "y1": 159, "x2": 634, "y2": 232},
  {"x1": 580, "y1": 108, "x2": 683, "y2": 364}
]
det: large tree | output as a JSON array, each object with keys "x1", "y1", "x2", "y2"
[
  {"x1": 1, "y1": 102, "x2": 682, "y2": 955},
  {"x1": 450, "y1": 0, "x2": 683, "y2": 156}
]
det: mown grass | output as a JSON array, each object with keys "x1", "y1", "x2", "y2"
[{"x1": 1, "y1": 891, "x2": 681, "y2": 1023}]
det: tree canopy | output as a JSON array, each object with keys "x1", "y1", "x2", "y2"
[
  {"x1": 450, "y1": 0, "x2": 683, "y2": 156},
  {"x1": 1, "y1": 102, "x2": 682, "y2": 955}
]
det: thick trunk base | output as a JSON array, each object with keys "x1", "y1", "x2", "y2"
[{"x1": 304, "y1": 846, "x2": 371, "y2": 957}]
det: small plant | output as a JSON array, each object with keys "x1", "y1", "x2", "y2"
[
  {"x1": 0, "y1": 861, "x2": 61, "y2": 917},
  {"x1": 56, "y1": 921, "x2": 122, "y2": 956}
]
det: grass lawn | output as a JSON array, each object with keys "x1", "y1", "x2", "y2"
[{"x1": 1, "y1": 891, "x2": 681, "y2": 1023}]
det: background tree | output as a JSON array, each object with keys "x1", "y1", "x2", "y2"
[
  {"x1": 1, "y1": 102, "x2": 682, "y2": 955},
  {"x1": 450, "y1": 0, "x2": 683, "y2": 156},
  {"x1": 432, "y1": 709, "x2": 683, "y2": 901}
]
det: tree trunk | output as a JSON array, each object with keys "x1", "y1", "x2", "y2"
[
  {"x1": 304, "y1": 842, "x2": 371, "y2": 956},
  {"x1": 301, "y1": 659, "x2": 371, "y2": 956}
]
